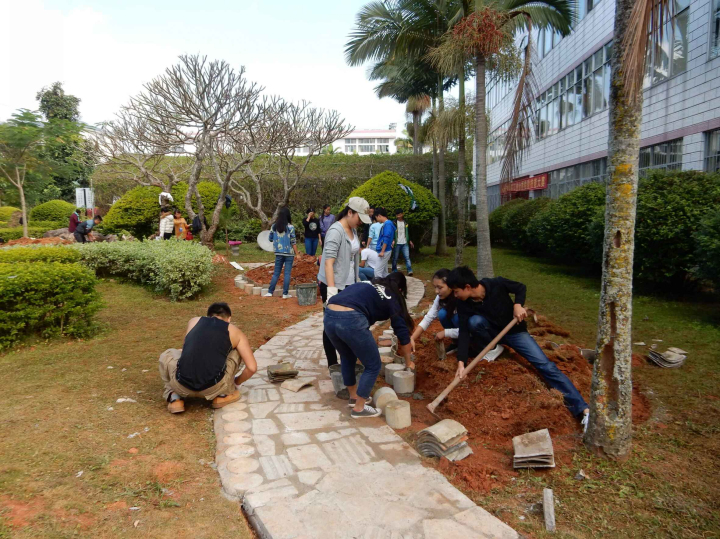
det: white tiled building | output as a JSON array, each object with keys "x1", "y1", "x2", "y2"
[
  {"x1": 322, "y1": 129, "x2": 399, "y2": 155},
  {"x1": 483, "y1": 0, "x2": 720, "y2": 210}
]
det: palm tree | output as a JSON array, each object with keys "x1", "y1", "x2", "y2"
[
  {"x1": 346, "y1": 0, "x2": 461, "y2": 256},
  {"x1": 584, "y1": 0, "x2": 672, "y2": 459},
  {"x1": 406, "y1": 95, "x2": 432, "y2": 154}
]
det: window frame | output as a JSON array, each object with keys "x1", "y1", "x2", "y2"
[{"x1": 643, "y1": 0, "x2": 690, "y2": 88}]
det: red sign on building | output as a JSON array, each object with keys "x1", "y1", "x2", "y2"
[{"x1": 501, "y1": 173, "x2": 548, "y2": 195}]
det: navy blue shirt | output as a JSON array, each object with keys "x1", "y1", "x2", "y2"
[{"x1": 328, "y1": 282, "x2": 411, "y2": 345}]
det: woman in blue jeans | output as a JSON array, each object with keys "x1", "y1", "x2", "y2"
[
  {"x1": 324, "y1": 272, "x2": 414, "y2": 418},
  {"x1": 265, "y1": 207, "x2": 299, "y2": 298}
]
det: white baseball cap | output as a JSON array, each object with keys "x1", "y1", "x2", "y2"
[{"x1": 348, "y1": 197, "x2": 372, "y2": 224}]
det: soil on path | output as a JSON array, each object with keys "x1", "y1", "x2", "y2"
[
  {"x1": 5, "y1": 236, "x2": 72, "y2": 246},
  {"x1": 379, "y1": 314, "x2": 650, "y2": 495}
]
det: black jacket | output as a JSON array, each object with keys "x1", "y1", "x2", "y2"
[{"x1": 457, "y1": 277, "x2": 527, "y2": 365}]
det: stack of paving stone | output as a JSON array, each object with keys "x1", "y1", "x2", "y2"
[
  {"x1": 416, "y1": 419, "x2": 473, "y2": 462},
  {"x1": 647, "y1": 347, "x2": 686, "y2": 368},
  {"x1": 512, "y1": 428, "x2": 555, "y2": 468},
  {"x1": 267, "y1": 362, "x2": 298, "y2": 383}
]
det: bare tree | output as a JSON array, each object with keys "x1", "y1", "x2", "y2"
[{"x1": 229, "y1": 102, "x2": 352, "y2": 229}]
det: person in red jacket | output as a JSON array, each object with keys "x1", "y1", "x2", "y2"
[{"x1": 68, "y1": 209, "x2": 81, "y2": 233}]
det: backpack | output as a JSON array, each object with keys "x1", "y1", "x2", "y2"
[{"x1": 191, "y1": 215, "x2": 202, "y2": 234}]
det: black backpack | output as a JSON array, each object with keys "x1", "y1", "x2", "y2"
[{"x1": 191, "y1": 215, "x2": 202, "y2": 234}]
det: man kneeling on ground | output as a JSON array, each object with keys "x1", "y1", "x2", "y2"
[
  {"x1": 159, "y1": 302, "x2": 257, "y2": 414},
  {"x1": 447, "y1": 267, "x2": 590, "y2": 431}
]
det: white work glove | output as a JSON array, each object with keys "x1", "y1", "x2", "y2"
[{"x1": 326, "y1": 286, "x2": 339, "y2": 303}]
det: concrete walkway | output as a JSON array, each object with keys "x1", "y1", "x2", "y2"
[{"x1": 213, "y1": 277, "x2": 518, "y2": 538}]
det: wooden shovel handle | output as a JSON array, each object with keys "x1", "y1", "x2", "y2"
[{"x1": 427, "y1": 318, "x2": 518, "y2": 414}]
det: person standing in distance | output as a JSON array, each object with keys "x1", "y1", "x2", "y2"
[
  {"x1": 373, "y1": 208, "x2": 395, "y2": 279},
  {"x1": 303, "y1": 208, "x2": 321, "y2": 256},
  {"x1": 391, "y1": 209, "x2": 413, "y2": 276},
  {"x1": 319, "y1": 204, "x2": 335, "y2": 247}
]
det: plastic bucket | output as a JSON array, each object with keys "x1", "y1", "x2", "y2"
[{"x1": 296, "y1": 282, "x2": 317, "y2": 306}]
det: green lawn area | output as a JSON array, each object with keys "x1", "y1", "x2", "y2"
[{"x1": 410, "y1": 245, "x2": 720, "y2": 537}]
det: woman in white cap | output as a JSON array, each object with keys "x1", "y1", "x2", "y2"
[{"x1": 317, "y1": 197, "x2": 372, "y2": 373}]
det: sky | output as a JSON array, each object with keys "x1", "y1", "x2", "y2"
[{"x1": 0, "y1": 0, "x2": 419, "y2": 135}]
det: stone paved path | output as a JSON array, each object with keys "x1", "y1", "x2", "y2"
[{"x1": 213, "y1": 277, "x2": 518, "y2": 538}]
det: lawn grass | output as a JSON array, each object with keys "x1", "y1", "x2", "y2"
[
  {"x1": 410, "y1": 245, "x2": 720, "y2": 537},
  {"x1": 0, "y1": 265, "x2": 318, "y2": 537}
]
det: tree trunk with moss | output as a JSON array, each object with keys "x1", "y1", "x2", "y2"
[
  {"x1": 455, "y1": 68, "x2": 467, "y2": 266},
  {"x1": 431, "y1": 97, "x2": 439, "y2": 247},
  {"x1": 413, "y1": 110, "x2": 421, "y2": 155},
  {"x1": 584, "y1": 0, "x2": 640, "y2": 460},
  {"x1": 436, "y1": 76, "x2": 448, "y2": 256},
  {"x1": 474, "y1": 55, "x2": 493, "y2": 277}
]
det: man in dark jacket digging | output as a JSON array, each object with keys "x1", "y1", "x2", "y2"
[
  {"x1": 158, "y1": 302, "x2": 258, "y2": 413},
  {"x1": 447, "y1": 266, "x2": 590, "y2": 431}
]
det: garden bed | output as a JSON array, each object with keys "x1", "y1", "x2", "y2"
[
  {"x1": 244, "y1": 254, "x2": 319, "y2": 287},
  {"x1": 4, "y1": 236, "x2": 73, "y2": 246},
  {"x1": 384, "y1": 314, "x2": 650, "y2": 493}
]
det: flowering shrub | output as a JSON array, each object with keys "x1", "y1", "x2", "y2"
[
  {"x1": 0, "y1": 262, "x2": 101, "y2": 349},
  {"x1": 76, "y1": 240, "x2": 214, "y2": 300}
]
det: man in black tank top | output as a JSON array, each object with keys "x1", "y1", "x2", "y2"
[{"x1": 158, "y1": 302, "x2": 258, "y2": 414}]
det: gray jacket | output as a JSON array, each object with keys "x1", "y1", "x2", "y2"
[{"x1": 317, "y1": 221, "x2": 360, "y2": 288}]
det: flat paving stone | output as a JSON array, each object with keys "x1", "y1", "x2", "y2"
[{"x1": 213, "y1": 300, "x2": 516, "y2": 538}]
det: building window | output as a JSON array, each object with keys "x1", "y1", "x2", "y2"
[
  {"x1": 712, "y1": 0, "x2": 720, "y2": 58},
  {"x1": 704, "y1": 129, "x2": 720, "y2": 172},
  {"x1": 487, "y1": 120, "x2": 509, "y2": 165},
  {"x1": 345, "y1": 138, "x2": 357, "y2": 144},
  {"x1": 359, "y1": 145, "x2": 374, "y2": 152},
  {"x1": 547, "y1": 157, "x2": 608, "y2": 198},
  {"x1": 359, "y1": 138, "x2": 374, "y2": 144},
  {"x1": 643, "y1": 0, "x2": 689, "y2": 87},
  {"x1": 639, "y1": 138, "x2": 683, "y2": 174},
  {"x1": 345, "y1": 145, "x2": 357, "y2": 153},
  {"x1": 377, "y1": 145, "x2": 390, "y2": 153}
]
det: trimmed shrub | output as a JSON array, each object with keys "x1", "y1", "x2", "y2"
[
  {"x1": 0, "y1": 227, "x2": 56, "y2": 242},
  {"x1": 226, "y1": 218, "x2": 263, "y2": 242},
  {"x1": 346, "y1": 171, "x2": 440, "y2": 227},
  {"x1": 103, "y1": 182, "x2": 226, "y2": 238},
  {"x1": 695, "y1": 209, "x2": 720, "y2": 286},
  {"x1": 525, "y1": 199, "x2": 557, "y2": 254},
  {"x1": 0, "y1": 246, "x2": 81, "y2": 264},
  {"x1": 489, "y1": 198, "x2": 526, "y2": 244},
  {"x1": 632, "y1": 171, "x2": 720, "y2": 285},
  {"x1": 76, "y1": 240, "x2": 214, "y2": 300},
  {"x1": 29, "y1": 200, "x2": 76, "y2": 222},
  {"x1": 27, "y1": 220, "x2": 67, "y2": 230},
  {"x1": 535, "y1": 182, "x2": 606, "y2": 263},
  {"x1": 0, "y1": 206, "x2": 20, "y2": 221},
  {"x1": 503, "y1": 198, "x2": 554, "y2": 251},
  {"x1": 0, "y1": 262, "x2": 101, "y2": 349}
]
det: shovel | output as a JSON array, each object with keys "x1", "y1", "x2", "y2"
[{"x1": 427, "y1": 318, "x2": 517, "y2": 417}]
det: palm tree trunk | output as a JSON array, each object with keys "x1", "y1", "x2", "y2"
[
  {"x1": 18, "y1": 180, "x2": 28, "y2": 239},
  {"x1": 455, "y1": 67, "x2": 467, "y2": 266},
  {"x1": 436, "y1": 76, "x2": 448, "y2": 256},
  {"x1": 475, "y1": 55, "x2": 493, "y2": 277},
  {"x1": 431, "y1": 97, "x2": 439, "y2": 247},
  {"x1": 584, "y1": 0, "x2": 640, "y2": 460},
  {"x1": 413, "y1": 110, "x2": 421, "y2": 155}
]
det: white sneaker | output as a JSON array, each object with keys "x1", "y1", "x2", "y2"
[
  {"x1": 581, "y1": 412, "x2": 589, "y2": 433},
  {"x1": 263, "y1": 293, "x2": 273, "y2": 297},
  {"x1": 282, "y1": 294, "x2": 292, "y2": 299},
  {"x1": 483, "y1": 344, "x2": 504, "y2": 362},
  {"x1": 350, "y1": 405, "x2": 382, "y2": 418}
]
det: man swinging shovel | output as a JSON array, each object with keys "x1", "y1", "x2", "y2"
[{"x1": 427, "y1": 267, "x2": 590, "y2": 432}]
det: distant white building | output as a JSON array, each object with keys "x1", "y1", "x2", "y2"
[{"x1": 296, "y1": 128, "x2": 399, "y2": 156}]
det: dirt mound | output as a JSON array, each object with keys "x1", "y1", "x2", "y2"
[
  {"x1": 397, "y1": 315, "x2": 650, "y2": 494},
  {"x1": 245, "y1": 255, "x2": 319, "y2": 285},
  {"x1": 5, "y1": 236, "x2": 73, "y2": 246}
]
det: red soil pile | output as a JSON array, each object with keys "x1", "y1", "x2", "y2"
[
  {"x1": 5, "y1": 237, "x2": 72, "y2": 246},
  {"x1": 393, "y1": 315, "x2": 650, "y2": 494},
  {"x1": 245, "y1": 255, "x2": 319, "y2": 285}
]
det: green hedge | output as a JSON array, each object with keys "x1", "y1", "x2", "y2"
[
  {"x1": 0, "y1": 262, "x2": 101, "y2": 349},
  {"x1": 0, "y1": 227, "x2": 56, "y2": 242},
  {"x1": 492, "y1": 171, "x2": 720, "y2": 287},
  {"x1": 75, "y1": 240, "x2": 214, "y2": 301},
  {"x1": 695, "y1": 209, "x2": 720, "y2": 286},
  {"x1": 0, "y1": 207, "x2": 20, "y2": 221},
  {"x1": 346, "y1": 170, "x2": 440, "y2": 227},
  {"x1": 0, "y1": 246, "x2": 81, "y2": 264},
  {"x1": 503, "y1": 198, "x2": 554, "y2": 252},
  {"x1": 225, "y1": 218, "x2": 263, "y2": 242},
  {"x1": 489, "y1": 198, "x2": 526, "y2": 244},
  {"x1": 29, "y1": 200, "x2": 76, "y2": 222}
]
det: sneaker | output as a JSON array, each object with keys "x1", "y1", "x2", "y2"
[
  {"x1": 408, "y1": 272, "x2": 413, "y2": 276},
  {"x1": 350, "y1": 404, "x2": 382, "y2": 419},
  {"x1": 167, "y1": 399, "x2": 185, "y2": 414},
  {"x1": 581, "y1": 412, "x2": 589, "y2": 433},
  {"x1": 483, "y1": 344, "x2": 504, "y2": 362},
  {"x1": 347, "y1": 396, "x2": 373, "y2": 408},
  {"x1": 445, "y1": 342, "x2": 458, "y2": 356},
  {"x1": 263, "y1": 293, "x2": 273, "y2": 297},
  {"x1": 212, "y1": 390, "x2": 240, "y2": 409},
  {"x1": 282, "y1": 294, "x2": 292, "y2": 299}
]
